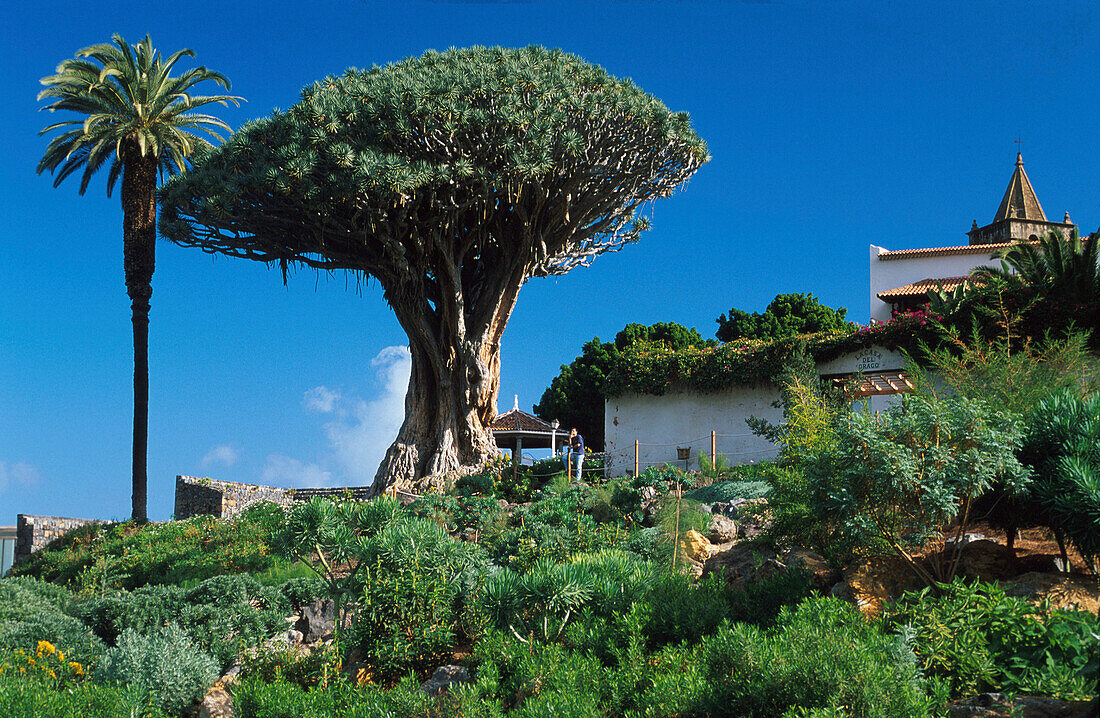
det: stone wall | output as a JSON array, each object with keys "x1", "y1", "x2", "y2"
[
  {"x1": 174, "y1": 475, "x2": 374, "y2": 520},
  {"x1": 15, "y1": 514, "x2": 104, "y2": 564}
]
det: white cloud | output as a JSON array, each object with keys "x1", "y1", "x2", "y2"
[
  {"x1": 281, "y1": 345, "x2": 411, "y2": 488},
  {"x1": 303, "y1": 386, "x2": 341, "y2": 414},
  {"x1": 0, "y1": 461, "x2": 41, "y2": 494},
  {"x1": 260, "y1": 454, "x2": 333, "y2": 488},
  {"x1": 201, "y1": 444, "x2": 239, "y2": 468},
  {"x1": 323, "y1": 345, "x2": 411, "y2": 485}
]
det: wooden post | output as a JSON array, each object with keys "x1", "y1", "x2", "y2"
[
  {"x1": 567, "y1": 446, "x2": 572, "y2": 481},
  {"x1": 672, "y1": 480, "x2": 682, "y2": 569},
  {"x1": 711, "y1": 430, "x2": 716, "y2": 470},
  {"x1": 634, "y1": 439, "x2": 639, "y2": 478}
]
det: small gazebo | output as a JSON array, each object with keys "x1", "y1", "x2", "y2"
[{"x1": 490, "y1": 396, "x2": 566, "y2": 465}]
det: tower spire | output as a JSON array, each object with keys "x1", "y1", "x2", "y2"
[{"x1": 993, "y1": 151, "x2": 1047, "y2": 222}]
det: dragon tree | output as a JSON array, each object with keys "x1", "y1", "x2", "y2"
[{"x1": 160, "y1": 46, "x2": 707, "y2": 492}]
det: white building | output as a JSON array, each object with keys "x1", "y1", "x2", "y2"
[
  {"x1": 870, "y1": 153, "x2": 1076, "y2": 322},
  {"x1": 604, "y1": 154, "x2": 1079, "y2": 476}
]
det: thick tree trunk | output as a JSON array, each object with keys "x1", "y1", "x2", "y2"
[
  {"x1": 121, "y1": 149, "x2": 158, "y2": 523},
  {"x1": 371, "y1": 271, "x2": 522, "y2": 494}
]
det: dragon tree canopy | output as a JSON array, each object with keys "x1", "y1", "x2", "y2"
[{"x1": 160, "y1": 45, "x2": 708, "y2": 492}]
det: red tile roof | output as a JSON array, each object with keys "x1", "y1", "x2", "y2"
[
  {"x1": 877, "y1": 242, "x2": 1019, "y2": 261},
  {"x1": 877, "y1": 276, "x2": 973, "y2": 299},
  {"x1": 491, "y1": 409, "x2": 555, "y2": 433}
]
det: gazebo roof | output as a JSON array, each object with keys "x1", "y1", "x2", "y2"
[{"x1": 490, "y1": 397, "x2": 565, "y2": 451}]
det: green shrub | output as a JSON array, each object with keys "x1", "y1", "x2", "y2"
[
  {"x1": 688, "y1": 598, "x2": 933, "y2": 717},
  {"x1": 1020, "y1": 390, "x2": 1100, "y2": 568},
  {"x1": 0, "y1": 669, "x2": 172, "y2": 718},
  {"x1": 278, "y1": 577, "x2": 326, "y2": 609},
  {"x1": 0, "y1": 577, "x2": 73, "y2": 622},
  {"x1": 644, "y1": 571, "x2": 731, "y2": 648},
  {"x1": 806, "y1": 394, "x2": 1029, "y2": 586},
  {"x1": 10, "y1": 510, "x2": 282, "y2": 590},
  {"x1": 353, "y1": 563, "x2": 457, "y2": 680},
  {"x1": 73, "y1": 585, "x2": 187, "y2": 644},
  {"x1": 0, "y1": 611, "x2": 106, "y2": 668},
  {"x1": 93, "y1": 624, "x2": 218, "y2": 714},
  {"x1": 884, "y1": 579, "x2": 1099, "y2": 700},
  {"x1": 685, "y1": 479, "x2": 771, "y2": 504},
  {"x1": 726, "y1": 565, "x2": 815, "y2": 628}
]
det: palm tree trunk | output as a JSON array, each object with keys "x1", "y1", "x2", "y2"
[{"x1": 121, "y1": 149, "x2": 157, "y2": 523}]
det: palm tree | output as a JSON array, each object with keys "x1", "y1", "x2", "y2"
[
  {"x1": 37, "y1": 35, "x2": 240, "y2": 522},
  {"x1": 971, "y1": 228, "x2": 1100, "y2": 304}
]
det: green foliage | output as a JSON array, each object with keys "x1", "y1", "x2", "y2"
[
  {"x1": 233, "y1": 673, "x2": 502, "y2": 718},
  {"x1": 93, "y1": 624, "x2": 218, "y2": 714},
  {"x1": 535, "y1": 323, "x2": 711, "y2": 450},
  {"x1": 716, "y1": 293, "x2": 855, "y2": 343},
  {"x1": 0, "y1": 577, "x2": 72, "y2": 622},
  {"x1": 74, "y1": 574, "x2": 288, "y2": 669},
  {"x1": 0, "y1": 667, "x2": 172, "y2": 718},
  {"x1": 278, "y1": 577, "x2": 327, "y2": 610},
  {"x1": 1019, "y1": 390, "x2": 1100, "y2": 567},
  {"x1": 686, "y1": 598, "x2": 934, "y2": 717},
  {"x1": 0, "y1": 610, "x2": 107, "y2": 668},
  {"x1": 807, "y1": 394, "x2": 1030, "y2": 585},
  {"x1": 685, "y1": 479, "x2": 771, "y2": 504},
  {"x1": 607, "y1": 313, "x2": 937, "y2": 397},
  {"x1": 354, "y1": 564, "x2": 457, "y2": 680},
  {"x1": 884, "y1": 579, "x2": 1100, "y2": 700},
  {"x1": 10, "y1": 508, "x2": 283, "y2": 590}
]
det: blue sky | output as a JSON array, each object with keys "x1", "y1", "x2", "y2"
[{"x1": 2, "y1": 0, "x2": 1098, "y2": 522}]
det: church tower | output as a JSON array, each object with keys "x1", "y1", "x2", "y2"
[{"x1": 967, "y1": 152, "x2": 1076, "y2": 245}]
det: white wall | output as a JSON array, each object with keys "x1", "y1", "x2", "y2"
[
  {"x1": 604, "y1": 383, "x2": 783, "y2": 477},
  {"x1": 603, "y1": 346, "x2": 910, "y2": 477},
  {"x1": 869, "y1": 245, "x2": 1006, "y2": 322}
]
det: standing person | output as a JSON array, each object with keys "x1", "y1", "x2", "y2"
[{"x1": 569, "y1": 428, "x2": 585, "y2": 480}]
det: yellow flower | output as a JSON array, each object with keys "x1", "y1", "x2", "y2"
[
  {"x1": 47, "y1": 670, "x2": 57, "y2": 679},
  {"x1": 69, "y1": 662, "x2": 84, "y2": 677},
  {"x1": 36, "y1": 640, "x2": 56, "y2": 655},
  {"x1": 57, "y1": 651, "x2": 65, "y2": 662}
]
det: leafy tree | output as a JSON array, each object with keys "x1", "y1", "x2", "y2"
[
  {"x1": 716, "y1": 293, "x2": 853, "y2": 343},
  {"x1": 807, "y1": 395, "x2": 1030, "y2": 587},
  {"x1": 37, "y1": 35, "x2": 239, "y2": 521},
  {"x1": 534, "y1": 322, "x2": 710, "y2": 449},
  {"x1": 161, "y1": 46, "x2": 707, "y2": 492},
  {"x1": 1019, "y1": 390, "x2": 1100, "y2": 572}
]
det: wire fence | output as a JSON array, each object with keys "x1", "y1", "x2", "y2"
[{"x1": 507, "y1": 427, "x2": 781, "y2": 479}]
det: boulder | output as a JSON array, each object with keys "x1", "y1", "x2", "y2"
[
  {"x1": 952, "y1": 539, "x2": 1016, "y2": 582},
  {"x1": 198, "y1": 688, "x2": 233, "y2": 718},
  {"x1": 296, "y1": 599, "x2": 336, "y2": 643},
  {"x1": 842, "y1": 556, "x2": 923, "y2": 617},
  {"x1": 707, "y1": 514, "x2": 738, "y2": 544},
  {"x1": 1002, "y1": 572, "x2": 1100, "y2": 614},
  {"x1": 679, "y1": 529, "x2": 715, "y2": 563},
  {"x1": 702, "y1": 542, "x2": 784, "y2": 590},
  {"x1": 946, "y1": 693, "x2": 1094, "y2": 718},
  {"x1": 733, "y1": 499, "x2": 772, "y2": 539},
  {"x1": 420, "y1": 664, "x2": 471, "y2": 697},
  {"x1": 781, "y1": 548, "x2": 838, "y2": 593}
]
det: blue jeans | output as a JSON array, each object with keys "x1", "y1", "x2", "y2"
[{"x1": 571, "y1": 450, "x2": 583, "y2": 479}]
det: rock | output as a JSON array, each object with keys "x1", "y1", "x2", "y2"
[
  {"x1": 946, "y1": 692, "x2": 1093, "y2": 718},
  {"x1": 842, "y1": 556, "x2": 923, "y2": 617},
  {"x1": 781, "y1": 548, "x2": 839, "y2": 593},
  {"x1": 420, "y1": 664, "x2": 471, "y2": 697},
  {"x1": 1016, "y1": 554, "x2": 1072, "y2": 574},
  {"x1": 707, "y1": 514, "x2": 738, "y2": 544},
  {"x1": 953, "y1": 539, "x2": 1016, "y2": 582},
  {"x1": 732, "y1": 499, "x2": 772, "y2": 539},
  {"x1": 1002, "y1": 572, "x2": 1100, "y2": 614},
  {"x1": 679, "y1": 529, "x2": 715, "y2": 563},
  {"x1": 296, "y1": 599, "x2": 335, "y2": 643},
  {"x1": 702, "y1": 542, "x2": 784, "y2": 590},
  {"x1": 944, "y1": 532, "x2": 985, "y2": 546},
  {"x1": 220, "y1": 665, "x2": 241, "y2": 685},
  {"x1": 265, "y1": 628, "x2": 304, "y2": 648},
  {"x1": 498, "y1": 499, "x2": 510, "y2": 510},
  {"x1": 198, "y1": 685, "x2": 234, "y2": 718},
  {"x1": 639, "y1": 485, "x2": 658, "y2": 501}
]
